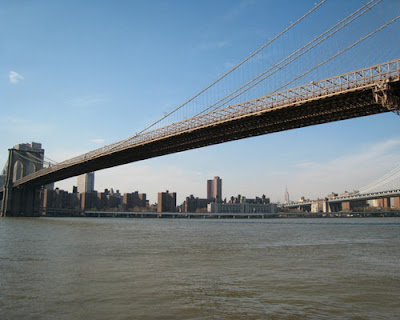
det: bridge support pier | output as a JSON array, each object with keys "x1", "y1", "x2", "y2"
[
  {"x1": 1, "y1": 186, "x2": 41, "y2": 217},
  {"x1": 322, "y1": 199, "x2": 342, "y2": 213},
  {"x1": 393, "y1": 197, "x2": 400, "y2": 209},
  {"x1": 322, "y1": 199, "x2": 335, "y2": 213},
  {"x1": 1, "y1": 147, "x2": 41, "y2": 217}
]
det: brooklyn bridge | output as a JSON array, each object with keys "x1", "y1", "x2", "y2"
[{"x1": 1, "y1": 0, "x2": 399, "y2": 216}]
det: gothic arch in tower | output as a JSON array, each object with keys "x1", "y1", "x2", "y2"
[
  {"x1": 13, "y1": 160, "x2": 24, "y2": 182},
  {"x1": 26, "y1": 161, "x2": 36, "y2": 176}
]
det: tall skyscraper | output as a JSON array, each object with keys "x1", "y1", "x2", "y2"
[
  {"x1": 207, "y1": 176, "x2": 222, "y2": 201},
  {"x1": 77, "y1": 172, "x2": 95, "y2": 193},
  {"x1": 207, "y1": 180, "x2": 213, "y2": 199}
]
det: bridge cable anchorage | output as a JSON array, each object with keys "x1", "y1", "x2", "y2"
[
  {"x1": 124, "y1": 0, "x2": 327, "y2": 138},
  {"x1": 193, "y1": 0, "x2": 383, "y2": 117}
]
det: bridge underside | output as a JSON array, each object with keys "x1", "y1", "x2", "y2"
[{"x1": 13, "y1": 81, "x2": 400, "y2": 189}]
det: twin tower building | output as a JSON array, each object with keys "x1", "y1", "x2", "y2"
[{"x1": 207, "y1": 176, "x2": 222, "y2": 202}]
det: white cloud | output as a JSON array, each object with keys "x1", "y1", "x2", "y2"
[
  {"x1": 9, "y1": 71, "x2": 24, "y2": 84},
  {"x1": 0, "y1": 116, "x2": 53, "y2": 136},
  {"x1": 198, "y1": 40, "x2": 230, "y2": 51},
  {"x1": 223, "y1": 0, "x2": 257, "y2": 21},
  {"x1": 286, "y1": 138, "x2": 400, "y2": 201},
  {"x1": 90, "y1": 138, "x2": 105, "y2": 144}
]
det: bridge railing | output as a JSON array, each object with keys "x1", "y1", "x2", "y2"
[
  {"x1": 14, "y1": 59, "x2": 400, "y2": 185},
  {"x1": 130, "y1": 58, "x2": 400, "y2": 143}
]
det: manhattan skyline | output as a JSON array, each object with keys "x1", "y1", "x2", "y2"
[{"x1": 1, "y1": 0, "x2": 400, "y2": 204}]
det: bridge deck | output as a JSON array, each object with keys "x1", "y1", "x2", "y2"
[
  {"x1": 280, "y1": 189, "x2": 400, "y2": 208},
  {"x1": 11, "y1": 59, "x2": 400, "y2": 188}
]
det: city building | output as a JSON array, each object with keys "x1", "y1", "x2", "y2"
[
  {"x1": 208, "y1": 202, "x2": 277, "y2": 214},
  {"x1": 394, "y1": 197, "x2": 400, "y2": 209},
  {"x1": 207, "y1": 176, "x2": 222, "y2": 201},
  {"x1": 208, "y1": 194, "x2": 276, "y2": 214},
  {"x1": 41, "y1": 188, "x2": 80, "y2": 212},
  {"x1": 341, "y1": 200, "x2": 368, "y2": 212},
  {"x1": 284, "y1": 188, "x2": 290, "y2": 204},
  {"x1": 95, "y1": 188, "x2": 122, "y2": 210},
  {"x1": 228, "y1": 194, "x2": 270, "y2": 205},
  {"x1": 206, "y1": 180, "x2": 212, "y2": 199},
  {"x1": 158, "y1": 190, "x2": 176, "y2": 212},
  {"x1": 77, "y1": 172, "x2": 95, "y2": 193},
  {"x1": 80, "y1": 191, "x2": 98, "y2": 210},
  {"x1": 370, "y1": 198, "x2": 391, "y2": 209},
  {"x1": 123, "y1": 191, "x2": 147, "y2": 211},
  {"x1": 182, "y1": 195, "x2": 213, "y2": 213},
  {"x1": 41, "y1": 186, "x2": 125, "y2": 213},
  {"x1": 42, "y1": 188, "x2": 69, "y2": 210}
]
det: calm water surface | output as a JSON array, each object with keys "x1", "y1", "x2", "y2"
[{"x1": 0, "y1": 217, "x2": 399, "y2": 319}]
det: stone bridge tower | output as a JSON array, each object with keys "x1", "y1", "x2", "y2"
[{"x1": 1, "y1": 142, "x2": 45, "y2": 217}]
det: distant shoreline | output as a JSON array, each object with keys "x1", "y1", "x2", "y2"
[{"x1": 40, "y1": 210, "x2": 400, "y2": 219}]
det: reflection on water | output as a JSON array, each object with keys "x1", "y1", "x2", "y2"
[{"x1": 1, "y1": 217, "x2": 399, "y2": 319}]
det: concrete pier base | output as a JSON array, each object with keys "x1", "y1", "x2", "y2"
[{"x1": 1, "y1": 186, "x2": 40, "y2": 217}]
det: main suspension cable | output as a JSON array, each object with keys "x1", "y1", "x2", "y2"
[
  {"x1": 126, "y1": 0, "x2": 327, "y2": 138},
  {"x1": 193, "y1": 0, "x2": 382, "y2": 117}
]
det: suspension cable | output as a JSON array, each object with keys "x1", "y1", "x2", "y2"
[
  {"x1": 194, "y1": 0, "x2": 382, "y2": 117},
  {"x1": 12, "y1": 151, "x2": 51, "y2": 167},
  {"x1": 124, "y1": 0, "x2": 327, "y2": 140},
  {"x1": 360, "y1": 162, "x2": 400, "y2": 192},
  {"x1": 44, "y1": 156, "x2": 58, "y2": 164},
  {"x1": 267, "y1": 15, "x2": 400, "y2": 96}
]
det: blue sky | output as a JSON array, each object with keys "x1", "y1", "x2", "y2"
[{"x1": 1, "y1": 0, "x2": 400, "y2": 204}]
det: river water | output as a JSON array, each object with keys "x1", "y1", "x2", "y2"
[{"x1": 0, "y1": 217, "x2": 399, "y2": 319}]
